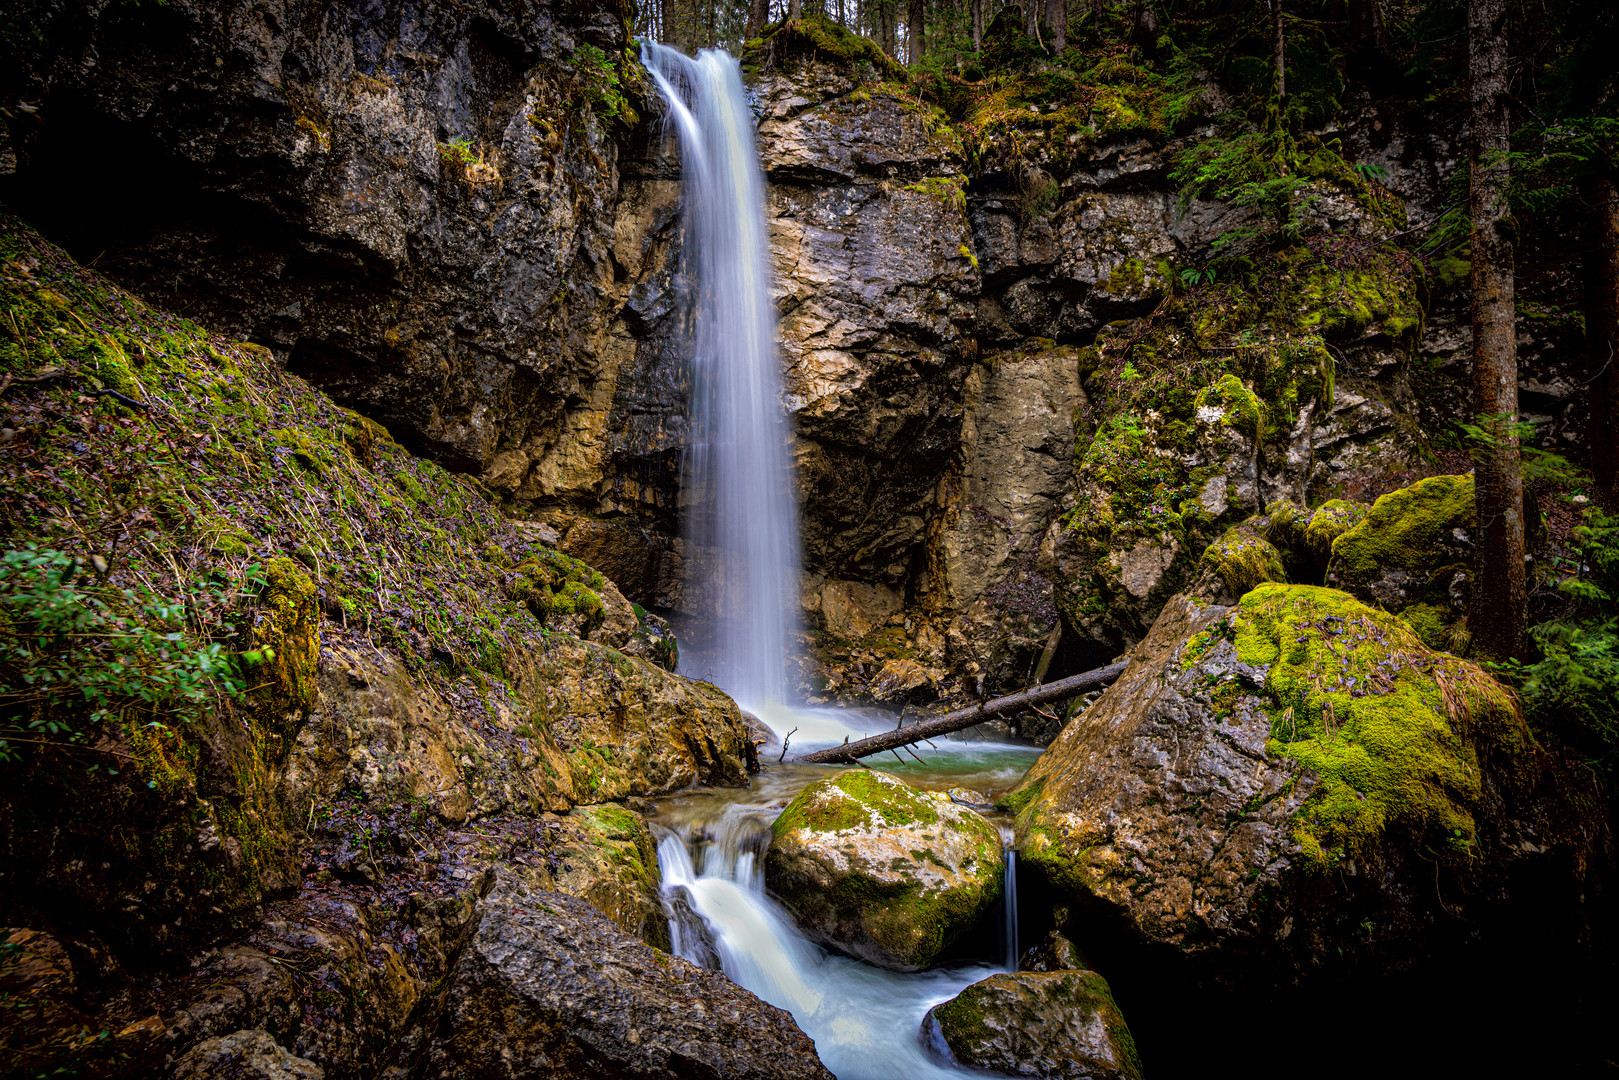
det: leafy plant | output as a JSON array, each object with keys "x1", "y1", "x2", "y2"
[
  {"x1": 574, "y1": 42, "x2": 631, "y2": 122},
  {"x1": 0, "y1": 546, "x2": 259, "y2": 769},
  {"x1": 1510, "y1": 510, "x2": 1619, "y2": 783}
]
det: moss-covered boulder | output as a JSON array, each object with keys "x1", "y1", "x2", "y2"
[
  {"x1": 764, "y1": 770, "x2": 1003, "y2": 970},
  {"x1": 1189, "y1": 518, "x2": 1288, "y2": 603},
  {"x1": 1302, "y1": 498, "x2": 1369, "y2": 569},
  {"x1": 548, "y1": 802, "x2": 667, "y2": 948},
  {"x1": 1003, "y1": 587, "x2": 1603, "y2": 985},
  {"x1": 924, "y1": 970, "x2": 1142, "y2": 1080},
  {"x1": 1325, "y1": 474, "x2": 1473, "y2": 646}
]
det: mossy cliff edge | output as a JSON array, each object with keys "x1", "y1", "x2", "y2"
[{"x1": 0, "y1": 213, "x2": 757, "y2": 1076}]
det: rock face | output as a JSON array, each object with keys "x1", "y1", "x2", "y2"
[
  {"x1": 1004, "y1": 587, "x2": 1608, "y2": 985},
  {"x1": 765, "y1": 770, "x2": 1003, "y2": 970},
  {"x1": 421, "y1": 870, "x2": 835, "y2": 1080},
  {"x1": 924, "y1": 970, "x2": 1142, "y2": 1080},
  {"x1": 170, "y1": 1029, "x2": 325, "y2": 1080}
]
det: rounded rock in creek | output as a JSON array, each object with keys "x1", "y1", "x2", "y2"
[
  {"x1": 923, "y1": 969, "x2": 1143, "y2": 1080},
  {"x1": 763, "y1": 769, "x2": 1003, "y2": 970}
]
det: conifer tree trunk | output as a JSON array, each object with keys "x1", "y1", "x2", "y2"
[
  {"x1": 789, "y1": 0, "x2": 803, "y2": 20},
  {"x1": 972, "y1": 0, "x2": 985, "y2": 49},
  {"x1": 908, "y1": 0, "x2": 926, "y2": 63},
  {"x1": 1467, "y1": 0, "x2": 1527, "y2": 659},
  {"x1": 747, "y1": 0, "x2": 771, "y2": 38},
  {"x1": 1047, "y1": 0, "x2": 1067, "y2": 53},
  {"x1": 1270, "y1": 0, "x2": 1286, "y2": 102},
  {"x1": 1026, "y1": 0, "x2": 1043, "y2": 44},
  {"x1": 1588, "y1": 174, "x2": 1619, "y2": 509}
]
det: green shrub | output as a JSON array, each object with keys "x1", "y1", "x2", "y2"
[{"x1": 0, "y1": 546, "x2": 259, "y2": 779}]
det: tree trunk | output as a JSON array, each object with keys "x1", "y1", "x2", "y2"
[
  {"x1": 1025, "y1": 0, "x2": 1043, "y2": 44},
  {"x1": 1349, "y1": 0, "x2": 1387, "y2": 48},
  {"x1": 1467, "y1": 0, "x2": 1527, "y2": 660},
  {"x1": 1270, "y1": 0, "x2": 1286, "y2": 103},
  {"x1": 972, "y1": 0, "x2": 984, "y2": 49},
  {"x1": 908, "y1": 0, "x2": 926, "y2": 63},
  {"x1": 789, "y1": 0, "x2": 803, "y2": 20},
  {"x1": 1047, "y1": 0, "x2": 1067, "y2": 53},
  {"x1": 747, "y1": 0, "x2": 771, "y2": 39},
  {"x1": 794, "y1": 662, "x2": 1129, "y2": 764},
  {"x1": 881, "y1": 0, "x2": 898, "y2": 55},
  {"x1": 1130, "y1": 0, "x2": 1155, "y2": 51},
  {"x1": 1588, "y1": 174, "x2": 1619, "y2": 509}
]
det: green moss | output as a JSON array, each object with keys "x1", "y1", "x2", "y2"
[
  {"x1": 933, "y1": 971, "x2": 1143, "y2": 1080},
  {"x1": 1202, "y1": 583, "x2": 1531, "y2": 871},
  {"x1": 1328, "y1": 474, "x2": 1473, "y2": 581},
  {"x1": 746, "y1": 14, "x2": 906, "y2": 80},
  {"x1": 1199, "y1": 522, "x2": 1287, "y2": 598},
  {"x1": 1302, "y1": 499, "x2": 1369, "y2": 566},
  {"x1": 773, "y1": 769, "x2": 944, "y2": 837},
  {"x1": 1194, "y1": 373, "x2": 1263, "y2": 440},
  {"x1": 257, "y1": 557, "x2": 319, "y2": 717}
]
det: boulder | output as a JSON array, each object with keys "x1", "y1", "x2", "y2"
[
  {"x1": 764, "y1": 770, "x2": 1004, "y2": 970},
  {"x1": 1003, "y1": 586, "x2": 1605, "y2": 985},
  {"x1": 1325, "y1": 473, "x2": 1473, "y2": 648},
  {"x1": 548, "y1": 803, "x2": 668, "y2": 948},
  {"x1": 170, "y1": 1029, "x2": 324, "y2": 1080},
  {"x1": 924, "y1": 970, "x2": 1142, "y2": 1080},
  {"x1": 421, "y1": 870, "x2": 833, "y2": 1080},
  {"x1": 1188, "y1": 518, "x2": 1288, "y2": 603}
]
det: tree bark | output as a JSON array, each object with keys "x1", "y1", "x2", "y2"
[
  {"x1": 789, "y1": 0, "x2": 804, "y2": 20},
  {"x1": 794, "y1": 662, "x2": 1129, "y2": 764},
  {"x1": 1588, "y1": 174, "x2": 1619, "y2": 509},
  {"x1": 1025, "y1": 0, "x2": 1043, "y2": 44},
  {"x1": 1047, "y1": 0, "x2": 1067, "y2": 53},
  {"x1": 1270, "y1": 0, "x2": 1286, "y2": 103},
  {"x1": 972, "y1": 0, "x2": 985, "y2": 50},
  {"x1": 1349, "y1": 0, "x2": 1386, "y2": 48},
  {"x1": 746, "y1": 0, "x2": 772, "y2": 39},
  {"x1": 880, "y1": 0, "x2": 899, "y2": 55},
  {"x1": 907, "y1": 0, "x2": 926, "y2": 63},
  {"x1": 1467, "y1": 0, "x2": 1527, "y2": 660}
]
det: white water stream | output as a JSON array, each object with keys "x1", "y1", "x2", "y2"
[
  {"x1": 643, "y1": 41, "x2": 1033, "y2": 1079},
  {"x1": 642, "y1": 41, "x2": 801, "y2": 714}
]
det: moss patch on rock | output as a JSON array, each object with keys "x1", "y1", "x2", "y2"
[
  {"x1": 1187, "y1": 583, "x2": 1532, "y2": 871},
  {"x1": 927, "y1": 970, "x2": 1142, "y2": 1080},
  {"x1": 766, "y1": 770, "x2": 1002, "y2": 969}
]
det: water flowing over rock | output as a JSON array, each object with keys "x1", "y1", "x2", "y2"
[
  {"x1": 764, "y1": 770, "x2": 1003, "y2": 970},
  {"x1": 924, "y1": 970, "x2": 1143, "y2": 1080}
]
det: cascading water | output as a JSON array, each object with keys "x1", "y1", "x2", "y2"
[
  {"x1": 642, "y1": 39, "x2": 1038, "y2": 1080},
  {"x1": 659, "y1": 815, "x2": 1002, "y2": 1080},
  {"x1": 641, "y1": 41, "x2": 800, "y2": 715},
  {"x1": 1000, "y1": 826, "x2": 1019, "y2": 971}
]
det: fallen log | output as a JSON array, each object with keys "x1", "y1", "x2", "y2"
[{"x1": 794, "y1": 660, "x2": 1130, "y2": 765}]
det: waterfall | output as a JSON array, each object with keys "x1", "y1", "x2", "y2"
[
  {"x1": 658, "y1": 816, "x2": 1003, "y2": 1080},
  {"x1": 642, "y1": 42, "x2": 801, "y2": 714},
  {"x1": 1000, "y1": 827, "x2": 1019, "y2": 971}
]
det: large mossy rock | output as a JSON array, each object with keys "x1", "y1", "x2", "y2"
[
  {"x1": 764, "y1": 770, "x2": 1004, "y2": 970},
  {"x1": 1325, "y1": 473, "x2": 1473, "y2": 633},
  {"x1": 924, "y1": 970, "x2": 1143, "y2": 1080},
  {"x1": 1004, "y1": 586, "x2": 1607, "y2": 985},
  {"x1": 422, "y1": 870, "x2": 834, "y2": 1080}
]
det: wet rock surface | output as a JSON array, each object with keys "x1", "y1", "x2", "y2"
[
  {"x1": 1005, "y1": 589, "x2": 1609, "y2": 986},
  {"x1": 421, "y1": 870, "x2": 835, "y2": 1080},
  {"x1": 765, "y1": 769, "x2": 1003, "y2": 970},
  {"x1": 925, "y1": 969, "x2": 1142, "y2": 1080}
]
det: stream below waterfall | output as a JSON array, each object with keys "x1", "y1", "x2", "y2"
[
  {"x1": 651, "y1": 709, "x2": 1042, "y2": 1080},
  {"x1": 639, "y1": 39, "x2": 1046, "y2": 1079}
]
